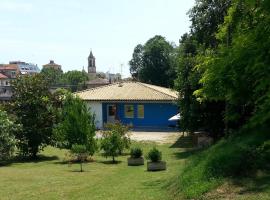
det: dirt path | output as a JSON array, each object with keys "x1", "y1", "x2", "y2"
[{"x1": 129, "y1": 131, "x2": 182, "y2": 144}]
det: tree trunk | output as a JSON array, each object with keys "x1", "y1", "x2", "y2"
[{"x1": 80, "y1": 162, "x2": 83, "y2": 172}]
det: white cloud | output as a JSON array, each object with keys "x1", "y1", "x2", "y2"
[{"x1": 0, "y1": 1, "x2": 33, "y2": 12}]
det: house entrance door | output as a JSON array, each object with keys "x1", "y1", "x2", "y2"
[{"x1": 107, "y1": 104, "x2": 116, "y2": 123}]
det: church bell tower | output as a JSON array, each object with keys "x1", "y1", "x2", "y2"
[{"x1": 88, "y1": 50, "x2": 96, "y2": 75}]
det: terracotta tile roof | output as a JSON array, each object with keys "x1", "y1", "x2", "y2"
[
  {"x1": 75, "y1": 82, "x2": 178, "y2": 101},
  {"x1": 0, "y1": 73, "x2": 8, "y2": 79},
  {"x1": 0, "y1": 64, "x2": 18, "y2": 70}
]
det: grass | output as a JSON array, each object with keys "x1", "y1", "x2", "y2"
[
  {"x1": 178, "y1": 132, "x2": 270, "y2": 199},
  {"x1": 1, "y1": 136, "x2": 269, "y2": 200},
  {"x1": 0, "y1": 141, "x2": 187, "y2": 200}
]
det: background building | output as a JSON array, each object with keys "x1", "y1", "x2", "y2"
[
  {"x1": 43, "y1": 60, "x2": 62, "y2": 71},
  {"x1": 0, "y1": 61, "x2": 40, "y2": 101},
  {"x1": 8, "y1": 61, "x2": 40, "y2": 75},
  {"x1": 75, "y1": 82, "x2": 178, "y2": 129}
]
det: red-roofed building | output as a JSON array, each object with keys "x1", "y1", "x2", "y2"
[
  {"x1": 0, "y1": 61, "x2": 40, "y2": 101},
  {"x1": 0, "y1": 72, "x2": 12, "y2": 101}
]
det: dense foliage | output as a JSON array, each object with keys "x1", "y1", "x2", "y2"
[
  {"x1": 10, "y1": 75, "x2": 56, "y2": 158},
  {"x1": 195, "y1": 0, "x2": 270, "y2": 134},
  {"x1": 40, "y1": 68, "x2": 89, "y2": 92},
  {"x1": 176, "y1": 0, "x2": 270, "y2": 198},
  {"x1": 174, "y1": 0, "x2": 270, "y2": 137},
  {"x1": 53, "y1": 93, "x2": 97, "y2": 155},
  {"x1": 129, "y1": 35, "x2": 176, "y2": 87},
  {"x1": 0, "y1": 110, "x2": 20, "y2": 160},
  {"x1": 62, "y1": 70, "x2": 89, "y2": 92},
  {"x1": 40, "y1": 67, "x2": 63, "y2": 86}
]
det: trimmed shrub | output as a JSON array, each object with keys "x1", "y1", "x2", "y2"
[
  {"x1": 130, "y1": 147, "x2": 143, "y2": 158},
  {"x1": 147, "y1": 147, "x2": 162, "y2": 162}
]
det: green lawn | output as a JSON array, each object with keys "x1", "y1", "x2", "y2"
[
  {"x1": 2, "y1": 138, "x2": 269, "y2": 200},
  {"x1": 0, "y1": 142, "x2": 187, "y2": 200}
]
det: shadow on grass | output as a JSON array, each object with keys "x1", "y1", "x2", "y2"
[
  {"x1": 0, "y1": 155, "x2": 59, "y2": 166},
  {"x1": 70, "y1": 169, "x2": 88, "y2": 173},
  {"x1": 173, "y1": 148, "x2": 201, "y2": 160},
  {"x1": 54, "y1": 159, "x2": 95, "y2": 165},
  {"x1": 119, "y1": 152, "x2": 130, "y2": 156},
  {"x1": 170, "y1": 135, "x2": 196, "y2": 148},
  {"x1": 97, "y1": 160, "x2": 122, "y2": 165},
  {"x1": 234, "y1": 173, "x2": 270, "y2": 194}
]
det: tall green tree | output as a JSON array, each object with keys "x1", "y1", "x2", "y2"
[
  {"x1": 129, "y1": 35, "x2": 176, "y2": 87},
  {"x1": 10, "y1": 75, "x2": 56, "y2": 158},
  {"x1": 175, "y1": 34, "x2": 202, "y2": 132},
  {"x1": 62, "y1": 70, "x2": 89, "y2": 92},
  {"x1": 189, "y1": 0, "x2": 232, "y2": 48},
  {"x1": 129, "y1": 44, "x2": 143, "y2": 79},
  {"x1": 140, "y1": 35, "x2": 175, "y2": 87},
  {"x1": 195, "y1": 0, "x2": 270, "y2": 133},
  {"x1": 53, "y1": 93, "x2": 97, "y2": 155},
  {"x1": 40, "y1": 67, "x2": 63, "y2": 86},
  {"x1": 175, "y1": 0, "x2": 232, "y2": 136}
]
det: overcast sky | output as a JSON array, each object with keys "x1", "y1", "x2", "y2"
[{"x1": 0, "y1": 0, "x2": 195, "y2": 77}]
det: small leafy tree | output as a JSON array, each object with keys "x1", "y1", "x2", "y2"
[
  {"x1": 53, "y1": 93, "x2": 97, "y2": 155},
  {"x1": 100, "y1": 131, "x2": 122, "y2": 163},
  {"x1": 100, "y1": 122, "x2": 131, "y2": 163},
  {"x1": 0, "y1": 110, "x2": 20, "y2": 161},
  {"x1": 104, "y1": 122, "x2": 131, "y2": 155},
  {"x1": 70, "y1": 144, "x2": 89, "y2": 172}
]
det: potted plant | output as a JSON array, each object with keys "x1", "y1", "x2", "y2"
[
  {"x1": 146, "y1": 147, "x2": 166, "y2": 171},
  {"x1": 127, "y1": 147, "x2": 144, "y2": 166}
]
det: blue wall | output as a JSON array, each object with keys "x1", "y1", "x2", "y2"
[{"x1": 102, "y1": 102, "x2": 178, "y2": 128}]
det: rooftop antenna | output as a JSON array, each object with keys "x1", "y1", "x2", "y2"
[
  {"x1": 120, "y1": 63, "x2": 124, "y2": 81},
  {"x1": 118, "y1": 63, "x2": 123, "y2": 87}
]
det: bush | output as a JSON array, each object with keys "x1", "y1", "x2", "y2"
[
  {"x1": 130, "y1": 147, "x2": 143, "y2": 158},
  {"x1": 147, "y1": 147, "x2": 162, "y2": 162},
  {"x1": 0, "y1": 110, "x2": 21, "y2": 161}
]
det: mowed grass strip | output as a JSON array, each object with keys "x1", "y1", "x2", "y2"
[{"x1": 0, "y1": 142, "x2": 187, "y2": 200}]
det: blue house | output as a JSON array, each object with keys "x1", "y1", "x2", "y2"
[{"x1": 75, "y1": 82, "x2": 179, "y2": 129}]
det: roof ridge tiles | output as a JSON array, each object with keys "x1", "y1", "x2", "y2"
[
  {"x1": 74, "y1": 81, "x2": 121, "y2": 94},
  {"x1": 137, "y1": 82, "x2": 177, "y2": 99}
]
